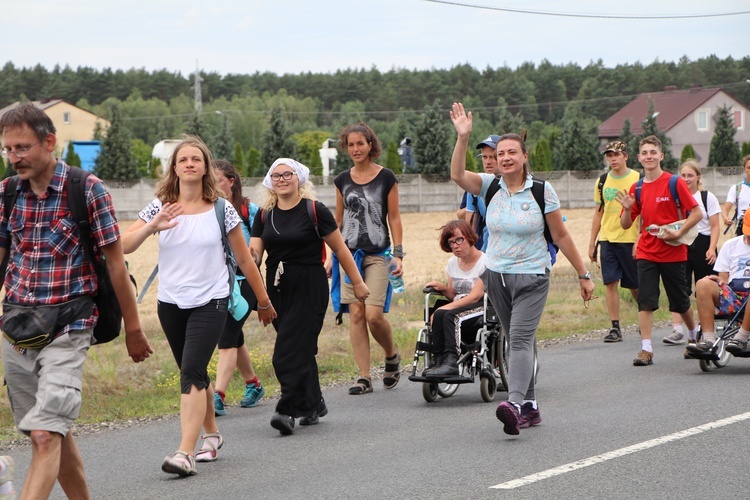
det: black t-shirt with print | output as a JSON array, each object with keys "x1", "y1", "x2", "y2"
[
  {"x1": 251, "y1": 200, "x2": 337, "y2": 268},
  {"x1": 334, "y1": 167, "x2": 397, "y2": 254}
]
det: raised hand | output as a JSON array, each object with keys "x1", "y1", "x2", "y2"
[{"x1": 450, "y1": 102, "x2": 473, "y2": 137}]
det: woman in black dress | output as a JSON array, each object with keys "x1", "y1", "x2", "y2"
[{"x1": 251, "y1": 158, "x2": 369, "y2": 435}]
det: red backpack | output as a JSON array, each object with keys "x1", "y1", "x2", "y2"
[{"x1": 259, "y1": 199, "x2": 326, "y2": 263}]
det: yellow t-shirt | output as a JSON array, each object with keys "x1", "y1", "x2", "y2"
[{"x1": 593, "y1": 169, "x2": 641, "y2": 243}]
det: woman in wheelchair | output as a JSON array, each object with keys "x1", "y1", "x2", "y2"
[{"x1": 422, "y1": 220, "x2": 487, "y2": 377}]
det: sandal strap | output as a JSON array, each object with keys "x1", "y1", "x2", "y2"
[
  {"x1": 198, "y1": 433, "x2": 223, "y2": 453},
  {"x1": 384, "y1": 353, "x2": 401, "y2": 372}
]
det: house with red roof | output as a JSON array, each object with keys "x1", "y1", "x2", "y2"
[{"x1": 598, "y1": 87, "x2": 750, "y2": 164}]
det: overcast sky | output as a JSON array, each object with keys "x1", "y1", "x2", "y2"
[{"x1": 3, "y1": 0, "x2": 748, "y2": 78}]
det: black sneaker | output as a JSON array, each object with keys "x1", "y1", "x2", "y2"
[
  {"x1": 603, "y1": 328, "x2": 622, "y2": 343},
  {"x1": 726, "y1": 338, "x2": 748, "y2": 354},
  {"x1": 300, "y1": 398, "x2": 328, "y2": 426},
  {"x1": 686, "y1": 340, "x2": 714, "y2": 353},
  {"x1": 270, "y1": 413, "x2": 295, "y2": 435}
]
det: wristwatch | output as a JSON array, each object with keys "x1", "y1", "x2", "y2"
[{"x1": 578, "y1": 271, "x2": 592, "y2": 280}]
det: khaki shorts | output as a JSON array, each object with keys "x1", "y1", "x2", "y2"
[
  {"x1": 2, "y1": 328, "x2": 93, "y2": 436},
  {"x1": 340, "y1": 254, "x2": 389, "y2": 308}
]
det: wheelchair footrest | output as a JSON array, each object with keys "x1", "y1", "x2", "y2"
[
  {"x1": 408, "y1": 375, "x2": 474, "y2": 384},
  {"x1": 730, "y1": 350, "x2": 750, "y2": 358}
]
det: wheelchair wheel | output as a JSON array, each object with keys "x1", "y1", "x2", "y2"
[
  {"x1": 480, "y1": 373, "x2": 497, "y2": 402},
  {"x1": 422, "y1": 382, "x2": 439, "y2": 402},
  {"x1": 437, "y1": 382, "x2": 459, "y2": 398},
  {"x1": 713, "y1": 339, "x2": 732, "y2": 368},
  {"x1": 496, "y1": 327, "x2": 510, "y2": 391}
]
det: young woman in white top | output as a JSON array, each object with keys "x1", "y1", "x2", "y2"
[
  {"x1": 667, "y1": 160, "x2": 721, "y2": 346},
  {"x1": 422, "y1": 220, "x2": 486, "y2": 377},
  {"x1": 721, "y1": 155, "x2": 750, "y2": 236},
  {"x1": 122, "y1": 136, "x2": 276, "y2": 477}
]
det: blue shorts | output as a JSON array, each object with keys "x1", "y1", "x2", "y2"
[{"x1": 600, "y1": 241, "x2": 638, "y2": 289}]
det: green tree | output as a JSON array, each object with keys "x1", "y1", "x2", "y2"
[
  {"x1": 260, "y1": 106, "x2": 295, "y2": 172},
  {"x1": 639, "y1": 100, "x2": 678, "y2": 171},
  {"x1": 95, "y1": 104, "x2": 139, "y2": 181},
  {"x1": 292, "y1": 130, "x2": 329, "y2": 176},
  {"x1": 555, "y1": 102, "x2": 599, "y2": 171},
  {"x1": 530, "y1": 138, "x2": 552, "y2": 172},
  {"x1": 681, "y1": 144, "x2": 697, "y2": 163},
  {"x1": 233, "y1": 142, "x2": 246, "y2": 176},
  {"x1": 465, "y1": 149, "x2": 477, "y2": 173},
  {"x1": 385, "y1": 141, "x2": 402, "y2": 174},
  {"x1": 708, "y1": 105, "x2": 741, "y2": 167},
  {"x1": 92, "y1": 121, "x2": 104, "y2": 141},
  {"x1": 184, "y1": 113, "x2": 205, "y2": 141},
  {"x1": 63, "y1": 142, "x2": 82, "y2": 168},
  {"x1": 131, "y1": 138, "x2": 153, "y2": 177},
  {"x1": 413, "y1": 100, "x2": 452, "y2": 177},
  {"x1": 741, "y1": 142, "x2": 750, "y2": 158},
  {"x1": 0, "y1": 159, "x2": 6, "y2": 179},
  {"x1": 247, "y1": 147, "x2": 261, "y2": 177},
  {"x1": 618, "y1": 119, "x2": 639, "y2": 169},
  {"x1": 212, "y1": 113, "x2": 233, "y2": 160}
]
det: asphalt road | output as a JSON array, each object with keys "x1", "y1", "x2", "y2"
[{"x1": 9, "y1": 325, "x2": 750, "y2": 499}]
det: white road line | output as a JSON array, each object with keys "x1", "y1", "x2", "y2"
[{"x1": 490, "y1": 411, "x2": 750, "y2": 490}]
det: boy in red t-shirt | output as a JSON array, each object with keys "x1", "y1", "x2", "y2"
[{"x1": 616, "y1": 136, "x2": 702, "y2": 366}]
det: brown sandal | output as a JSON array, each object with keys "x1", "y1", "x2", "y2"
[
  {"x1": 348, "y1": 377, "x2": 373, "y2": 395},
  {"x1": 383, "y1": 352, "x2": 401, "y2": 389}
]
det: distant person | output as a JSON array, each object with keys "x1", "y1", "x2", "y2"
[
  {"x1": 462, "y1": 134, "x2": 500, "y2": 250},
  {"x1": 122, "y1": 136, "x2": 275, "y2": 476},
  {"x1": 450, "y1": 102, "x2": 594, "y2": 435},
  {"x1": 690, "y1": 216, "x2": 750, "y2": 353},
  {"x1": 721, "y1": 155, "x2": 750, "y2": 236},
  {"x1": 616, "y1": 135, "x2": 701, "y2": 366},
  {"x1": 251, "y1": 158, "x2": 369, "y2": 435},
  {"x1": 211, "y1": 159, "x2": 265, "y2": 416},
  {"x1": 0, "y1": 103, "x2": 152, "y2": 498},
  {"x1": 587, "y1": 141, "x2": 640, "y2": 343},
  {"x1": 333, "y1": 122, "x2": 403, "y2": 395},
  {"x1": 667, "y1": 160, "x2": 720, "y2": 347}
]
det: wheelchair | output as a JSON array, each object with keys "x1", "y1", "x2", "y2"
[
  {"x1": 408, "y1": 287, "x2": 510, "y2": 403},
  {"x1": 687, "y1": 295, "x2": 750, "y2": 372}
]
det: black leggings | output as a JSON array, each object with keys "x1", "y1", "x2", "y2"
[
  {"x1": 686, "y1": 233, "x2": 716, "y2": 294},
  {"x1": 158, "y1": 298, "x2": 228, "y2": 394},
  {"x1": 217, "y1": 279, "x2": 257, "y2": 349}
]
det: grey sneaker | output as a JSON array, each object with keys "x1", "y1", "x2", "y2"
[{"x1": 663, "y1": 331, "x2": 685, "y2": 345}]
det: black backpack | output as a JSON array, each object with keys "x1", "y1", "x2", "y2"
[
  {"x1": 485, "y1": 176, "x2": 559, "y2": 260},
  {"x1": 1, "y1": 167, "x2": 133, "y2": 345}
]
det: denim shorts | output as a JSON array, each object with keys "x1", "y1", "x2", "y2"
[{"x1": 1, "y1": 328, "x2": 93, "y2": 436}]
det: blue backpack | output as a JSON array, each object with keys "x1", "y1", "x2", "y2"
[{"x1": 634, "y1": 174, "x2": 684, "y2": 219}]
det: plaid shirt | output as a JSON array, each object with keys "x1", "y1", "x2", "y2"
[{"x1": 0, "y1": 161, "x2": 120, "y2": 337}]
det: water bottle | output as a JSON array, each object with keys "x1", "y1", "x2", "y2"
[{"x1": 385, "y1": 251, "x2": 405, "y2": 293}]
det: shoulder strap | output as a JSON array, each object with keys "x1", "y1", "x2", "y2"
[
  {"x1": 530, "y1": 176, "x2": 554, "y2": 246},
  {"x1": 214, "y1": 198, "x2": 235, "y2": 283},
  {"x1": 634, "y1": 177, "x2": 644, "y2": 209},
  {"x1": 66, "y1": 167, "x2": 97, "y2": 264},
  {"x1": 306, "y1": 198, "x2": 321, "y2": 239},
  {"x1": 0, "y1": 176, "x2": 21, "y2": 279},
  {"x1": 484, "y1": 177, "x2": 501, "y2": 208},
  {"x1": 597, "y1": 172, "x2": 608, "y2": 212},
  {"x1": 701, "y1": 190, "x2": 708, "y2": 213},
  {"x1": 668, "y1": 175, "x2": 682, "y2": 219}
]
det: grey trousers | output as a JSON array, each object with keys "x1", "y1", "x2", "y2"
[{"x1": 483, "y1": 270, "x2": 550, "y2": 404}]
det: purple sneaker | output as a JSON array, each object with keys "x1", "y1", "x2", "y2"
[
  {"x1": 495, "y1": 401, "x2": 521, "y2": 435},
  {"x1": 519, "y1": 402, "x2": 541, "y2": 428}
]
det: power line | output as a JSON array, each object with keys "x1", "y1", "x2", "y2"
[{"x1": 423, "y1": 0, "x2": 750, "y2": 19}]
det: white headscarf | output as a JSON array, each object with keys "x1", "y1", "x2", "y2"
[{"x1": 262, "y1": 158, "x2": 310, "y2": 190}]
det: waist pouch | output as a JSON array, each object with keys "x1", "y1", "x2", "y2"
[{"x1": 2, "y1": 296, "x2": 95, "y2": 349}]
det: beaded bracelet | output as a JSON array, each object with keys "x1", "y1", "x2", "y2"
[
  {"x1": 392, "y1": 245, "x2": 405, "y2": 259},
  {"x1": 258, "y1": 300, "x2": 273, "y2": 310}
]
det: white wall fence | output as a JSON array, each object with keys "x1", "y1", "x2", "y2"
[{"x1": 107, "y1": 167, "x2": 745, "y2": 220}]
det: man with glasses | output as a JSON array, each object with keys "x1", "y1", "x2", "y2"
[
  {"x1": 461, "y1": 134, "x2": 499, "y2": 251},
  {"x1": 0, "y1": 104, "x2": 152, "y2": 498}
]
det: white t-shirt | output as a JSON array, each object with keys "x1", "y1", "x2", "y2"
[
  {"x1": 725, "y1": 182, "x2": 750, "y2": 220},
  {"x1": 693, "y1": 190, "x2": 721, "y2": 236},
  {"x1": 446, "y1": 253, "x2": 487, "y2": 301},
  {"x1": 139, "y1": 199, "x2": 241, "y2": 308},
  {"x1": 713, "y1": 235, "x2": 750, "y2": 292}
]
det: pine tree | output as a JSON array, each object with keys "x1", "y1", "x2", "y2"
[
  {"x1": 260, "y1": 106, "x2": 295, "y2": 172},
  {"x1": 64, "y1": 142, "x2": 82, "y2": 168},
  {"x1": 530, "y1": 138, "x2": 552, "y2": 172},
  {"x1": 184, "y1": 113, "x2": 205, "y2": 142},
  {"x1": 618, "y1": 119, "x2": 638, "y2": 169},
  {"x1": 95, "y1": 104, "x2": 139, "y2": 181},
  {"x1": 385, "y1": 141, "x2": 402, "y2": 174},
  {"x1": 413, "y1": 100, "x2": 452, "y2": 177},
  {"x1": 247, "y1": 147, "x2": 261, "y2": 177},
  {"x1": 555, "y1": 102, "x2": 599, "y2": 171},
  {"x1": 212, "y1": 113, "x2": 233, "y2": 160},
  {"x1": 639, "y1": 101, "x2": 678, "y2": 171},
  {"x1": 708, "y1": 105, "x2": 741, "y2": 167},
  {"x1": 233, "y1": 142, "x2": 246, "y2": 176},
  {"x1": 465, "y1": 149, "x2": 477, "y2": 173},
  {"x1": 742, "y1": 142, "x2": 750, "y2": 158},
  {"x1": 681, "y1": 144, "x2": 697, "y2": 163}
]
